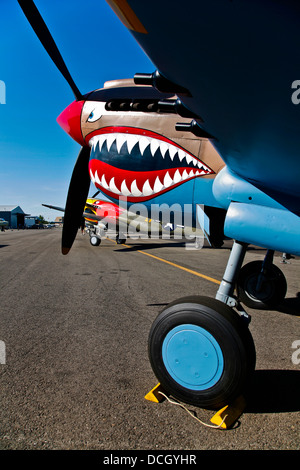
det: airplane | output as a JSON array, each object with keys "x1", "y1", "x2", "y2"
[
  {"x1": 0, "y1": 218, "x2": 9, "y2": 231},
  {"x1": 17, "y1": 1, "x2": 300, "y2": 411},
  {"x1": 43, "y1": 194, "x2": 206, "y2": 247},
  {"x1": 42, "y1": 199, "x2": 116, "y2": 245}
]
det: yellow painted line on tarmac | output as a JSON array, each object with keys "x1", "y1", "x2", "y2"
[
  {"x1": 108, "y1": 238, "x2": 221, "y2": 285},
  {"x1": 136, "y1": 250, "x2": 221, "y2": 285}
]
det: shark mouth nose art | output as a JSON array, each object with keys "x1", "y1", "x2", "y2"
[{"x1": 88, "y1": 127, "x2": 214, "y2": 202}]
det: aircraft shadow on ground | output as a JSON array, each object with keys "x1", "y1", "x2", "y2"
[
  {"x1": 113, "y1": 241, "x2": 190, "y2": 251},
  {"x1": 246, "y1": 370, "x2": 300, "y2": 413},
  {"x1": 112, "y1": 239, "x2": 234, "y2": 252},
  {"x1": 277, "y1": 294, "x2": 300, "y2": 316}
]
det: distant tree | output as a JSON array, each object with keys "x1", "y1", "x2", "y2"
[{"x1": 38, "y1": 215, "x2": 49, "y2": 224}]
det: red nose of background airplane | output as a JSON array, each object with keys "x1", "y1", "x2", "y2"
[{"x1": 57, "y1": 100, "x2": 86, "y2": 146}]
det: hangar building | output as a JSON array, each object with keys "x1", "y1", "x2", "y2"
[{"x1": 0, "y1": 205, "x2": 27, "y2": 229}]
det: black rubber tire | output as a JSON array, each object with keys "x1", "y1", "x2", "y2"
[
  {"x1": 237, "y1": 261, "x2": 287, "y2": 309},
  {"x1": 90, "y1": 235, "x2": 101, "y2": 246},
  {"x1": 148, "y1": 296, "x2": 256, "y2": 409}
]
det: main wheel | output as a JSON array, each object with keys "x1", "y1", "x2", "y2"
[
  {"x1": 148, "y1": 296, "x2": 256, "y2": 409},
  {"x1": 237, "y1": 261, "x2": 287, "y2": 309},
  {"x1": 90, "y1": 235, "x2": 101, "y2": 246}
]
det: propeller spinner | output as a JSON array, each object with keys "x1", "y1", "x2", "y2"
[{"x1": 17, "y1": 0, "x2": 90, "y2": 254}]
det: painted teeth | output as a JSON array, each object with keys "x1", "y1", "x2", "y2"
[
  {"x1": 120, "y1": 180, "x2": 131, "y2": 196},
  {"x1": 116, "y1": 134, "x2": 127, "y2": 153},
  {"x1": 154, "y1": 176, "x2": 164, "y2": 193},
  {"x1": 101, "y1": 174, "x2": 109, "y2": 189},
  {"x1": 89, "y1": 132, "x2": 212, "y2": 197},
  {"x1": 89, "y1": 133, "x2": 211, "y2": 171},
  {"x1": 94, "y1": 171, "x2": 101, "y2": 185},
  {"x1": 163, "y1": 171, "x2": 173, "y2": 188},
  {"x1": 109, "y1": 177, "x2": 120, "y2": 195},
  {"x1": 139, "y1": 136, "x2": 150, "y2": 155},
  {"x1": 173, "y1": 169, "x2": 182, "y2": 184},
  {"x1": 150, "y1": 139, "x2": 160, "y2": 156},
  {"x1": 89, "y1": 167, "x2": 207, "y2": 198},
  {"x1": 131, "y1": 179, "x2": 142, "y2": 197},
  {"x1": 142, "y1": 179, "x2": 153, "y2": 196}
]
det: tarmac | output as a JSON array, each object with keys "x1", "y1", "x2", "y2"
[{"x1": 0, "y1": 228, "x2": 299, "y2": 451}]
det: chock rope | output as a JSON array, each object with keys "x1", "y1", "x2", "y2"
[{"x1": 158, "y1": 392, "x2": 227, "y2": 429}]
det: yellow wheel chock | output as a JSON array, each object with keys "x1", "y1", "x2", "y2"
[{"x1": 145, "y1": 383, "x2": 246, "y2": 429}]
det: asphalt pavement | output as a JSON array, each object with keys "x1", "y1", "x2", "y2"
[{"x1": 0, "y1": 228, "x2": 299, "y2": 451}]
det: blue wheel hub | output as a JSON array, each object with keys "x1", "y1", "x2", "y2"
[{"x1": 162, "y1": 324, "x2": 224, "y2": 390}]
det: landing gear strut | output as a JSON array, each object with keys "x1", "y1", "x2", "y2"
[
  {"x1": 88, "y1": 222, "x2": 107, "y2": 247},
  {"x1": 116, "y1": 234, "x2": 126, "y2": 244}
]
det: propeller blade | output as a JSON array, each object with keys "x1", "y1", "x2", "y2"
[
  {"x1": 17, "y1": 0, "x2": 81, "y2": 100},
  {"x1": 62, "y1": 146, "x2": 91, "y2": 255}
]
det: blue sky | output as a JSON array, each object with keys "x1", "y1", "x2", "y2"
[{"x1": 0, "y1": 0, "x2": 153, "y2": 221}]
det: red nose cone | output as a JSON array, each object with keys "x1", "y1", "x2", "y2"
[{"x1": 57, "y1": 100, "x2": 85, "y2": 146}]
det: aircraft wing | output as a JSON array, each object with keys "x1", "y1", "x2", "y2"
[
  {"x1": 107, "y1": 0, "x2": 300, "y2": 213},
  {"x1": 42, "y1": 204, "x2": 65, "y2": 212}
]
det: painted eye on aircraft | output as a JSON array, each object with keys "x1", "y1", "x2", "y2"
[{"x1": 87, "y1": 107, "x2": 102, "y2": 122}]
